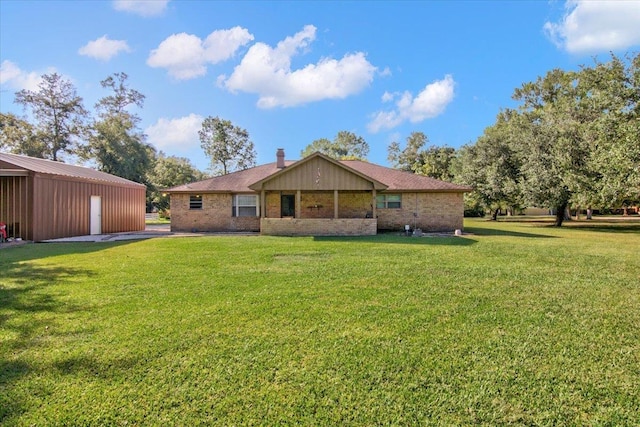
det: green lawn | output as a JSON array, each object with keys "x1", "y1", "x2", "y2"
[{"x1": 1, "y1": 219, "x2": 639, "y2": 425}]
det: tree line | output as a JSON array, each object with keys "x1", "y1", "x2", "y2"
[
  {"x1": 0, "y1": 72, "x2": 207, "y2": 212},
  {"x1": 2, "y1": 53, "x2": 638, "y2": 223},
  {"x1": 389, "y1": 53, "x2": 639, "y2": 226}
]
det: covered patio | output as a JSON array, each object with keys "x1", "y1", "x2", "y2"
[{"x1": 249, "y1": 154, "x2": 387, "y2": 236}]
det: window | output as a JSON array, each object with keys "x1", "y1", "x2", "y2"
[
  {"x1": 232, "y1": 194, "x2": 259, "y2": 217},
  {"x1": 376, "y1": 194, "x2": 401, "y2": 209},
  {"x1": 189, "y1": 194, "x2": 203, "y2": 210}
]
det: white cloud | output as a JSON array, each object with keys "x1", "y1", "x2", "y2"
[
  {"x1": 0, "y1": 60, "x2": 48, "y2": 91},
  {"x1": 145, "y1": 114, "x2": 204, "y2": 151},
  {"x1": 367, "y1": 75, "x2": 455, "y2": 133},
  {"x1": 544, "y1": 0, "x2": 640, "y2": 53},
  {"x1": 113, "y1": 0, "x2": 169, "y2": 17},
  {"x1": 381, "y1": 91, "x2": 394, "y2": 103},
  {"x1": 147, "y1": 27, "x2": 254, "y2": 80},
  {"x1": 78, "y1": 35, "x2": 131, "y2": 61},
  {"x1": 221, "y1": 25, "x2": 377, "y2": 108},
  {"x1": 379, "y1": 67, "x2": 392, "y2": 77}
]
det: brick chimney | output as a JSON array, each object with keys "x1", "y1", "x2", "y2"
[{"x1": 276, "y1": 148, "x2": 285, "y2": 168}]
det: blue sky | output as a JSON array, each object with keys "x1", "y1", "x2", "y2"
[{"x1": 1, "y1": 0, "x2": 639, "y2": 171}]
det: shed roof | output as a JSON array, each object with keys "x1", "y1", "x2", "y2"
[
  {"x1": 166, "y1": 153, "x2": 470, "y2": 193},
  {"x1": 0, "y1": 152, "x2": 145, "y2": 187}
]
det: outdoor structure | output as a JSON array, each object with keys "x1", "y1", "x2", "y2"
[
  {"x1": 0, "y1": 153, "x2": 146, "y2": 242},
  {"x1": 166, "y1": 150, "x2": 470, "y2": 236}
]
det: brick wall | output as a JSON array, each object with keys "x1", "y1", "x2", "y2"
[
  {"x1": 171, "y1": 191, "x2": 463, "y2": 234},
  {"x1": 265, "y1": 192, "x2": 280, "y2": 218},
  {"x1": 338, "y1": 192, "x2": 372, "y2": 218},
  {"x1": 170, "y1": 193, "x2": 259, "y2": 232},
  {"x1": 261, "y1": 218, "x2": 377, "y2": 236},
  {"x1": 376, "y1": 192, "x2": 464, "y2": 232},
  {"x1": 300, "y1": 192, "x2": 333, "y2": 218}
]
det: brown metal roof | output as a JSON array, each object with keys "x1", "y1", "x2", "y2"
[
  {"x1": 0, "y1": 152, "x2": 145, "y2": 187},
  {"x1": 165, "y1": 153, "x2": 470, "y2": 193}
]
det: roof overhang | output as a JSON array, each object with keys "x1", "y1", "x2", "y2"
[{"x1": 0, "y1": 169, "x2": 30, "y2": 177}]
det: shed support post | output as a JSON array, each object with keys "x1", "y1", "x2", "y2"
[
  {"x1": 296, "y1": 190, "x2": 301, "y2": 218},
  {"x1": 334, "y1": 190, "x2": 339, "y2": 219}
]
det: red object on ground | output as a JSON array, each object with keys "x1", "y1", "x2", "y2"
[{"x1": 0, "y1": 222, "x2": 7, "y2": 241}]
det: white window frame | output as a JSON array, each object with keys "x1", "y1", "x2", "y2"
[{"x1": 232, "y1": 194, "x2": 259, "y2": 217}]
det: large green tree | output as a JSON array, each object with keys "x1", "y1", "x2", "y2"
[
  {"x1": 457, "y1": 111, "x2": 523, "y2": 220},
  {"x1": 14, "y1": 73, "x2": 88, "y2": 161},
  {"x1": 387, "y1": 132, "x2": 427, "y2": 172},
  {"x1": 148, "y1": 153, "x2": 207, "y2": 213},
  {"x1": 0, "y1": 112, "x2": 46, "y2": 157},
  {"x1": 510, "y1": 68, "x2": 598, "y2": 226},
  {"x1": 301, "y1": 131, "x2": 369, "y2": 160},
  {"x1": 415, "y1": 145, "x2": 457, "y2": 181},
  {"x1": 387, "y1": 131, "x2": 456, "y2": 181},
  {"x1": 490, "y1": 53, "x2": 640, "y2": 225},
  {"x1": 580, "y1": 53, "x2": 640, "y2": 212},
  {"x1": 84, "y1": 73, "x2": 155, "y2": 185},
  {"x1": 199, "y1": 116, "x2": 256, "y2": 175}
]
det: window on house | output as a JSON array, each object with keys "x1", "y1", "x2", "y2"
[
  {"x1": 189, "y1": 194, "x2": 203, "y2": 210},
  {"x1": 232, "y1": 194, "x2": 259, "y2": 217},
  {"x1": 376, "y1": 194, "x2": 402, "y2": 209}
]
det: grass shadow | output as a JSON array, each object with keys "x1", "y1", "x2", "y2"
[
  {"x1": 0, "y1": 250, "x2": 103, "y2": 420},
  {"x1": 313, "y1": 234, "x2": 477, "y2": 246},
  {"x1": 0, "y1": 360, "x2": 31, "y2": 424},
  {"x1": 464, "y1": 226, "x2": 557, "y2": 238},
  {"x1": 0, "y1": 240, "x2": 138, "y2": 263},
  {"x1": 53, "y1": 353, "x2": 141, "y2": 380},
  {"x1": 560, "y1": 221, "x2": 640, "y2": 234}
]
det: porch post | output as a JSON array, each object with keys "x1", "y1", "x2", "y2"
[
  {"x1": 334, "y1": 190, "x2": 339, "y2": 219},
  {"x1": 260, "y1": 190, "x2": 266, "y2": 217},
  {"x1": 296, "y1": 190, "x2": 301, "y2": 218},
  {"x1": 372, "y1": 189, "x2": 377, "y2": 218}
]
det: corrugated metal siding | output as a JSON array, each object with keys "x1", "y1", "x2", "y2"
[
  {"x1": 30, "y1": 174, "x2": 145, "y2": 241},
  {"x1": 261, "y1": 157, "x2": 374, "y2": 191},
  {"x1": 0, "y1": 175, "x2": 32, "y2": 240}
]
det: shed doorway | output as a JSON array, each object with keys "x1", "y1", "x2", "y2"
[
  {"x1": 281, "y1": 194, "x2": 295, "y2": 217},
  {"x1": 90, "y1": 196, "x2": 102, "y2": 235}
]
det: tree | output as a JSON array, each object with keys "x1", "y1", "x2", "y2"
[
  {"x1": 84, "y1": 73, "x2": 155, "y2": 185},
  {"x1": 14, "y1": 73, "x2": 88, "y2": 161},
  {"x1": 387, "y1": 132, "x2": 427, "y2": 172},
  {"x1": 387, "y1": 131, "x2": 456, "y2": 181},
  {"x1": 511, "y1": 68, "x2": 597, "y2": 226},
  {"x1": 94, "y1": 72, "x2": 145, "y2": 118},
  {"x1": 580, "y1": 53, "x2": 640, "y2": 212},
  {"x1": 148, "y1": 152, "x2": 207, "y2": 213},
  {"x1": 415, "y1": 145, "x2": 457, "y2": 181},
  {"x1": 0, "y1": 112, "x2": 46, "y2": 157},
  {"x1": 301, "y1": 131, "x2": 369, "y2": 160},
  {"x1": 457, "y1": 111, "x2": 524, "y2": 220},
  {"x1": 199, "y1": 116, "x2": 256, "y2": 175}
]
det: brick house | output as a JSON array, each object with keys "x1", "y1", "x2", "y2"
[{"x1": 165, "y1": 150, "x2": 470, "y2": 236}]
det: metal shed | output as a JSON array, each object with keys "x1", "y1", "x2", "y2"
[{"x1": 0, "y1": 153, "x2": 146, "y2": 242}]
